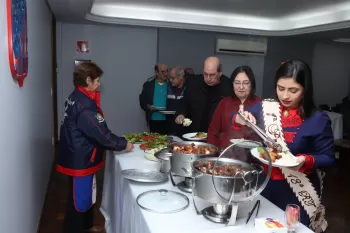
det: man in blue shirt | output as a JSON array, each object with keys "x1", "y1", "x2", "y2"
[{"x1": 139, "y1": 63, "x2": 169, "y2": 134}]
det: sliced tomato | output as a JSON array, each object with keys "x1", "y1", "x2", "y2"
[
  {"x1": 141, "y1": 136, "x2": 153, "y2": 141},
  {"x1": 140, "y1": 144, "x2": 149, "y2": 150}
]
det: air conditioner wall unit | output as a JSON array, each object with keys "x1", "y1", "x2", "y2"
[{"x1": 216, "y1": 38, "x2": 267, "y2": 56}]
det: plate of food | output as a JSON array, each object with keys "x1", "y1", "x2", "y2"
[
  {"x1": 250, "y1": 147, "x2": 300, "y2": 168},
  {"x1": 182, "y1": 132, "x2": 207, "y2": 141}
]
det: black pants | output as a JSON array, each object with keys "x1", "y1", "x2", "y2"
[
  {"x1": 63, "y1": 176, "x2": 94, "y2": 233},
  {"x1": 149, "y1": 120, "x2": 168, "y2": 134}
]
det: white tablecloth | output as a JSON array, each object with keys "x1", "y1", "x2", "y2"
[
  {"x1": 325, "y1": 111, "x2": 343, "y2": 140},
  {"x1": 100, "y1": 147, "x2": 313, "y2": 233}
]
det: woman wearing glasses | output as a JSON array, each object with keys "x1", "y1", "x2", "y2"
[{"x1": 207, "y1": 66, "x2": 261, "y2": 149}]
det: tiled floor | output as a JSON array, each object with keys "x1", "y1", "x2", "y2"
[{"x1": 38, "y1": 150, "x2": 349, "y2": 233}]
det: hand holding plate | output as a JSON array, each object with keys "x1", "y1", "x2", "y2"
[{"x1": 285, "y1": 156, "x2": 305, "y2": 171}]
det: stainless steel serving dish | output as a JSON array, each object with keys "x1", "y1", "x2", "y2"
[
  {"x1": 191, "y1": 157, "x2": 264, "y2": 204},
  {"x1": 188, "y1": 139, "x2": 272, "y2": 225},
  {"x1": 168, "y1": 141, "x2": 220, "y2": 178},
  {"x1": 154, "y1": 148, "x2": 172, "y2": 174}
]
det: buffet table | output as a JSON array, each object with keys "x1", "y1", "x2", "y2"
[{"x1": 100, "y1": 146, "x2": 314, "y2": 233}]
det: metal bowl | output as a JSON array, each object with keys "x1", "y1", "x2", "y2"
[
  {"x1": 191, "y1": 157, "x2": 263, "y2": 204},
  {"x1": 154, "y1": 148, "x2": 172, "y2": 174},
  {"x1": 168, "y1": 141, "x2": 219, "y2": 177}
]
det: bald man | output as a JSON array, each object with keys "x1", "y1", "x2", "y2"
[
  {"x1": 175, "y1": 57, "x2": 233, "y2": 134},
  {"x1": 139, "y1": 63, "x2": 169, "y2": 134}
]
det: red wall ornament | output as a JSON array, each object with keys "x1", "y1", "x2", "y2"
[
  {"x1": 6, "y1": 0, "x2": 28, "y2": 87},
  {"x1": 77, "y1": 41, "x2": 89, "y2": 54}
]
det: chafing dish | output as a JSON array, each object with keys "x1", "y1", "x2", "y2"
[
  {"x1": 190, "y1": 140, "x2": 272, "y2": 225},
  {"x1": 167, "y1": 141, "x2": 219, "y2": 193}
]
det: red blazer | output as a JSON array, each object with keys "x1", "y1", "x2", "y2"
[{"x1": 207, "y1": 96, "x2": 261, "y2": 149}]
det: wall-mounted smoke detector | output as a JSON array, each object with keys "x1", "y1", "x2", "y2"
[{"x1": 333, "y1": 38, "x2": 350, "y2": 43}]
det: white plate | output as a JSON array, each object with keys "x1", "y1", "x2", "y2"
[
  {"x1": 182, "y1": 132, "x2": 207, "y2": 141},
  {"x1": 159, "y1": 110, "x2": 176, "y2": 115},
  {"x1": 250, "y1": 148, "x2": 300, "y2": 168},
  {"x1": 230, "y1": 139, "x2": 261, "y2": 148}
]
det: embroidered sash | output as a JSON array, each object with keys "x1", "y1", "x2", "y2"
[{"x1": 262, "y1": 99, "x2": 327, "y2": 233}]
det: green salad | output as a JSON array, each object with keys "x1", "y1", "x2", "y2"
[
  {"x1": 124, "y1": 132, "x2": 168, "y2": 149},
  {"x1": 257, "y1": 147, "x2": 265, "y2": 153},
  {"x1": 124, "y1": 132, "x2": 164, "y2": 143}
]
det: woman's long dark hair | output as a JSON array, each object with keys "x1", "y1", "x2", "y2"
[
  {"x1": 230, "y1": 66, "x2": 256, "y2": 98},
  {"x1": 275, "y1": 60, "x2": 315, "y2": 118}
]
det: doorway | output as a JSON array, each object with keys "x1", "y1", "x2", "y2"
[{"x1": 51, "y1": 14, "x2": 58, "y2": 157}]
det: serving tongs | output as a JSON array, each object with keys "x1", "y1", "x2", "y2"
[{"x1": 237, "y1": 112, "x2": 282, "y2": 152}]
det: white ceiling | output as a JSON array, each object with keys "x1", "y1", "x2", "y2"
[
  {"x1": 92, "y1": 0, "x2": 349, "y2": 18},
  {"x1": 48, "y1": 0, "x2": 350, "y2": 37}
]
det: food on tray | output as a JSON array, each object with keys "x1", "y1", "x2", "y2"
[
  {"x1": 257, "y1": 147, "x2": 282, "y2": 163},
  {"x1": 191, "y1": 132, "x2": 207, "y2": 138},
  {"x1": 183, "y1": 118, "x2": 192, "y2": 127},
  {"x1": 172, "y1": 143, "x2": 217, "y2": 154},
  {"x1": 194, "y1": 161, "x2": 245, "y2": 177},
  {"x1": 140, "y1": 139, "x2": 168, "y2": 150},
  {"x1": 124, "y1": 132, "x2": 166, "y2": 143},
  {"x1": 124, "y1": 132, "x2": 168, "y2": 150}
]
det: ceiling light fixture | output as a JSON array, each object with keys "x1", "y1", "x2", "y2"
[{"x1": 333, "y1": 38, "x2": 350, "y2": 43}]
